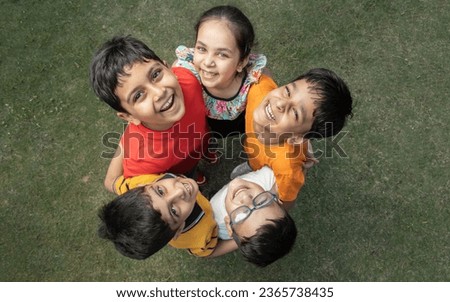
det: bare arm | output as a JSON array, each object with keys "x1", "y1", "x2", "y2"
[
  {"x1": 207, "y1": 239, "x2": 238, "y2": 258},
  {"x1": 104, "y1": 143, "x2": 123, "y2": 194},
  {"x1": 262, "y1": 67, "x2": 273, "y2": 78}
]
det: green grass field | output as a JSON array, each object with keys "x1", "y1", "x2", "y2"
[{"x1": 1, "y1": 0, "x2": 449, "y2": 281}]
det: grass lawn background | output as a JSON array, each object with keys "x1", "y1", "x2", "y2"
[{"x1": 0, "y1": 0, "x2": 448, "y2": 281}]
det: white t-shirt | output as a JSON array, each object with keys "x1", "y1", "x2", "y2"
[{"x1": 210, "y1": 166, "x2": 276, "y2": 240}]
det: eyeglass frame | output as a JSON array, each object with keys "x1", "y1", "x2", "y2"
[{"x1": 228, "y1": 191, "x2": 279, "y2": 245}]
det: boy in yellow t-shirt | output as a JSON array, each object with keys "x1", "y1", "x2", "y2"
[{"x1": 98, "y1": 173, "x2": 218, "y2": 259}]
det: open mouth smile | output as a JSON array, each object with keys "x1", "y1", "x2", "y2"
[
  {"x1": 265, "y1": 102, "x2": 275, "y2": 121},
  {"x1": 200, "y1": 69, "x2": 217, "y2": 79},
  {"x1": 160, "y1": 95, "x2": 174, "y2": 112},
  {"x1": 183, "y1": 182, "x2": 193, "y2": 197},
  {"x1": 232, "y1": 186, "x2": 247, "y2": 199}
]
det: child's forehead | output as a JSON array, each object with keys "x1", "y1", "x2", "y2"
[
  {"x1": 123, "y1": 59, "x2": 165, "y2": 73},
  {"x1": 233, "y1": 177, "x2": 265, "y2": 193}
]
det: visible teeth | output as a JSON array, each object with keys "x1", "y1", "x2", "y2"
[
  {"x1": 265, "y1": 103, "x2": 275, "y2": 120},
  {"x1": 183, "y1": 182, "x2": 191, "y2": 195},
  {"x1": 202, "y1": 70, "x2": 216, "y2": 78},
  {"x1": 160, "y1": 96, "x2": 174, "y2": 112},
  {"x1": 233, "y1": 187, "x2": 246, "y2": 199}
]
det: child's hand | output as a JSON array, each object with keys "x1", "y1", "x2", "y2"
[
  {"x1": 303, "y1": 156, "x2": 319, "y2": 169},
  {"x1": 303, "y1": 140, "x2": 319, "y2": 169}
]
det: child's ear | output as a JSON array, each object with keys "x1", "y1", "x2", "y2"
[
  {"x1": 172, "y1": 221, "x2": 186, "y2": 240},
  {"x1": 237, "y1": 56, "x2": 250, "y2": 73},
  {"x1": 286, "y1": 135, "x2": 304, "y2": 145},
  {"x1": 116, "y1": 112, "x2": 141, "y2": 126},
  {"x1": 224, "y1": 216, "x2": 233, "y2": 238}
]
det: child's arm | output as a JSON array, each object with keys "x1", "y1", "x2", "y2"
[
  {"x1": 104, "y1": 143, "x2": 123, "y2": 194},
  {"x1": 303, "y1": 140, "x2": 319, "y2": 169},
  {"x1": 206, "y1": 239, "x2": 238, "y2": 258}
]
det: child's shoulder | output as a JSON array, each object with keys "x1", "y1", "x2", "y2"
[
  {"x1": 247, "y1": 74, "x2": 278, "y2": 110},
  {"x1": 169, "y1": 192, "x2": 218, "y2": 256}
]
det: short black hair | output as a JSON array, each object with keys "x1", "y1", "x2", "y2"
[
  {"x1": 295, "y1": 68, "x2": 353, "y2": 139},
  {"x1": 97, "y1": 186, "x2": 176, "y2": 260},
  {"x1": 238, "y1": 213, "x2": 297, "y2": 267},
  {"x1": 90, "y1": 35, "x2": 163, "y2": 112}
]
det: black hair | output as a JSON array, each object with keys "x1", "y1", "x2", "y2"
[
  {"x1": 238, "y1": 213, "x2": 297, "y2": 267},
  {"x1": 295, "y1": 68, "x2": 353, "y2": 139},
  {"x1": 97, "y1": 186, "x2": 176, "y2": 260},
  {"x1": 89, "y1": 35, "x2": 163, "y2": 112},
  {"x1": 195, "y1": 5, "x2": 255, "y2": 61}
]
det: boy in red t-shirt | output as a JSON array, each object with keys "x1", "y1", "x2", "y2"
[{"x1": 90, "y1": 35, "x2": 210, "y2": 192}]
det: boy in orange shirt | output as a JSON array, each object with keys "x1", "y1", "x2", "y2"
[{"x1": 236, "y1": 68, "x2": 353, "y2": 209}]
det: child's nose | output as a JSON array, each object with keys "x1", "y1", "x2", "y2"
[
  {"x1": 238, "y1": 193, "x2": 254, "y2": 205},
  {"x1": 150, "y1": 86, "x2": 165, "y2": 102},
  {"x1": 204, "y1": 54, "x2": 215, "y2": 67},
  {"x1": 275, "y1": 98, "x2": 286, "y2": 112},
  {"x1": 170, "y1": 181, "x2": 187, "y2": 201}
]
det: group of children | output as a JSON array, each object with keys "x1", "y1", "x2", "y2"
[{"x1": 90, "y1": 5, "x2": 353, "y2": 267}]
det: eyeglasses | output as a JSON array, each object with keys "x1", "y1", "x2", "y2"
[
  {"x1": 229, "y1": 191, "x2": 277, "y2": 227},
  {"x1": 229, "y1": 191, "x2": 278, "y2": 246}
]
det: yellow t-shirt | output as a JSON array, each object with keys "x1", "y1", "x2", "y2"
[
  {"x1": 115, "y1": 174, "x2": 218, "y2": 257},
  {"x1": 244, "y1": 75, "x2": 307, "y2": 203}
]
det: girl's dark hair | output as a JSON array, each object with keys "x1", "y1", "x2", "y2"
[{"x1": 195, "y1": 5, "x2": 255, "y2": 61}]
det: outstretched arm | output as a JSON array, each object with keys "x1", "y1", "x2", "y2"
[
  {"x1": 104, "y1": 143, "x2": 123, "y2": 194},
  {"x1": 207, "y1": 239, "x2": 238, "y2": 258}
]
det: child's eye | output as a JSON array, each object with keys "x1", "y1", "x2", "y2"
[
  {"x1": 285, "y1": 86, "x2": 291, "y2": 97},
  {"x1": 195, "y1": 46, "x2": 206, "y2": 53},
  {"x1": 134, "y1": 91, "x2": 144, "y2": 102},
  {"x1": 292, "y1": 108, "x2": 299, "y2": 120},
  {"x1": 155, "y1": 185, "x2": 164, "y2": 196},
  {"x1": 170, "y1": 205, "x2": 178, "y2": 217},
  {"x1": 218, "y1": 52, "x2": 229, "y2": 58},
  {"x1": 151, "y1": 69, "x2": 162, "y2": 81}
]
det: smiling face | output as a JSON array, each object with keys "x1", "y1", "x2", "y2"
[
  {"x1": 114, "y1": 60, "x2": 185, "y2": 130},
  {"x1": 144, "y1": 174, "x2": 199, "y2": 231},
  {"x1": 224, "y1": 178, "x2": 285, "y2": 240},
  {"x1": 193, "y1": 19, "x2": 248, "y2": 98},
  {"x1": 252, "y1": 79, "x2": 318, "y2": 145}
]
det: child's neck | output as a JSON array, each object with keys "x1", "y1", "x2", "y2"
[
  {"x1": 140, "y1": 121, "x2": 175, "y2": 131},
  {"x1": 204, "y1": 72, "x2": 245, "y2": 100}
]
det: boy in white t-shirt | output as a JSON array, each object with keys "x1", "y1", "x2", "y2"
[{"x1": 208, "y1": 166, "x2": 297, "y2": 267}]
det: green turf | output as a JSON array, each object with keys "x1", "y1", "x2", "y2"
[{"x1": 0, "y1": 0, "x2": 449, "y2": 281}]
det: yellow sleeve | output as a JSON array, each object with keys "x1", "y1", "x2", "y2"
[
  {"x1": 114, "y1": 174, "x2": 162, "y2": 195},
  {"x1": 187, "y1": 226, "x2": 219, "y2": 257}
]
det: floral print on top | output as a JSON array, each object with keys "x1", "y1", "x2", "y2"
[{"x1": 175, "y1": 45, "x2": 267, "y2": 120}]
